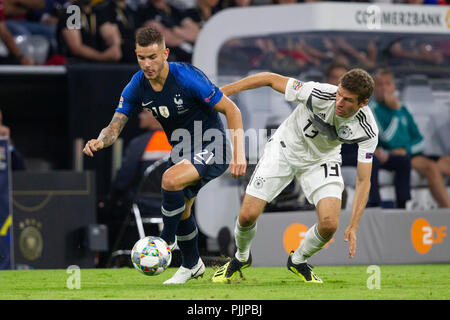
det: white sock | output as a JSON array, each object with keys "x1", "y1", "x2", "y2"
[
  {"x1": 234, "y1": 221, "x2": 257, "y2": 262},
  {"x1": 291, "y1": 224, "x2": 327, "y2": 264}
]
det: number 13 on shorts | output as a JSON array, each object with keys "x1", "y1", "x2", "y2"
[
  {"x1": 321, "y1": 163, "x2": 340, "y2": 178},
  {"x1": 299, "y1": 162, "x2": 344, "y2": 203}
]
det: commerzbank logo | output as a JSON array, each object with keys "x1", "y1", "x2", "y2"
[
  {"x1": 355, "y1": 5, "x2": 446, "y2": 30},
  {"x1": 410, "y1": 218, "x2": 447, "y2": 255}
]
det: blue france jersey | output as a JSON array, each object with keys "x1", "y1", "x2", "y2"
[{"x1": 116, "y1": 62, "x2": 225, "y2": 147}]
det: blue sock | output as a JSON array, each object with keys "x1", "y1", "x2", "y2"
[
  {"x1": 176, "y1": 214, "x2": 200, "y2": 269},
  {"x1": 159, "y1": 188, "x2": 185, "y2": 245}
]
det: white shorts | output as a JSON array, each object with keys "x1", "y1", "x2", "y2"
[{"x1": 246, "y1": 139, "x2": 344, "y2": 205}]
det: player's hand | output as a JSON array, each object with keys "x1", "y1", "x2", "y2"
[
  {"x1": 83, "y1": 139, "x2": 104, "y2": 157},
  {"x1": 344, "y1": 226, "x2": 357, "y2": 259},
  {"x1": 229, "y1": 156, "x2": 247, "y2": 179}
]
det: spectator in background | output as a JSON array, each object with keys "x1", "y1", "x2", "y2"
[
  {"x1": 0, "y1": 108, "x2": 26, "y2": 170},
  {"x1": 271, "y1": 0, "x2": 298, "y2": 4},
  {"x1": 95, "y1": 0, "x2": 139, "y2": 63},
  {"x1": 26, "y1": 0, "x2": 67, "y2": 26},
  {"x1": 3, "y1": 0, "x2": 56, "y2": 46},
  {"x1": 372, "y1": 68, "x2": 450, "y2": 208},
  {"x1": 188, "y1": 0, "x2": 220, "y2": 26},
  {"x1": 389, "y1": 38, "x2": 444, "y2": 66},
  {"x1": 219, "y1": 0, "x2": 252, "y2": 8},
  {"x1": 330, "y1": 62, "x2": 412, "y2": 209},
  {"x1": 140, "y1": 0, "x2": 201, "y2": 62},
  {"x1": 0, "y1": 0, "x2": 34, "y2": 64},
  {"x1": 57, "y1": 0, "x2": 122, "y2": 63}
]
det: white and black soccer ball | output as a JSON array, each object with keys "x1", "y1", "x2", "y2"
[{"x1": 131, "y1": 236, "x2": 172, "y2": 276}]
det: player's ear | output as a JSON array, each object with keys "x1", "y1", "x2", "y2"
[
  {"x1": 359, "y1": 98, "x2": 369, "y2": 108},
  {"x1": 164, "y1": 47, "x2": 170, "y2": 60}
]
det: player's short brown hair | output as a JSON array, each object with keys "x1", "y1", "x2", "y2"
[
  {"x1": 135, "y1": 27, "x2": 164, "y2": 47},
  {"x1": 339, "y1": 68, "x2": 374, "y2": 104}
]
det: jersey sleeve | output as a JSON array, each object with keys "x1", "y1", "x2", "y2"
[
  {"x1": 285, "y1": 78, "x2": 310, "y2": 103},
  {"x1": 115, "y1": 72, "x2": 141, "y2": 117},
  {"x1": 173, "y1": 63, "x2": 223, "y2": 107},
  {"x1": 356, "y1": 136, "x2": 378, "y2": 163},
  {"x1": 356, "y1": 108, "x2": 379, "y2": 163},
  {"x1": 285, "y1": 79, "x2": 337, "y2": 106}
]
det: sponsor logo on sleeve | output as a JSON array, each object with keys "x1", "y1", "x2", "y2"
[{"x1": 205, "y1": 89, "x2": 216, "y2": 103}]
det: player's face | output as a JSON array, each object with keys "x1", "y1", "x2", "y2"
[
  {"x1": 136, "y1": 43, "x2": 169, "y2": 80},
  {"x1": 335, "y1": 85, "x2": 367, "y2": 118}
]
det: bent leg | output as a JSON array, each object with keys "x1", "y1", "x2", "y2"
[
  {"x1": 437, "y1": 156, "x2": 450, "y2": 176},
  {"x1": 291, "y1": 186, "x2": 341, "y2": 264},
  {"x1": 412, "y1": 156, "x2": 450, "y2": 208},
  {"x1": 160, "y1": 159, "x2": 201, "y2": 244},
  {"x1": 234, "y1": 194, "x2": 267, "y2": 262}
]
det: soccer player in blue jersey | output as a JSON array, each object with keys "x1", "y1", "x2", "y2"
[{"x1": 83, "y1": 27, "x2": 247, "y2": 284}]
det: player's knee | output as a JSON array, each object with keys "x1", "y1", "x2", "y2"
[
  {"x1": 161, "y1": 171, "x2": 181, "y2": 191},
  {"x1": 238, "y1": 210, "x2": 258, "y2": 227},
  {"x1": 318, "y1": 217, "x2": 338, "y2": 239}
]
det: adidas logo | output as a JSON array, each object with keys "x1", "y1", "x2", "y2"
[{"x1": 318, "y1": 112, "x2": 326, "y2": 119}]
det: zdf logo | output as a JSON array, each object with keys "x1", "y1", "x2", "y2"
[{"x1": 410, "y1": 218, "x2": 447, "y2": 254}]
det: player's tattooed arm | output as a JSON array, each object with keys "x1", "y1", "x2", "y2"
[
  {"x1": 98, "y1": 112, "x2": 129, "y2": 148},
  {"x1": 221, "y1": 72, "x2": 290, "y2": 96},
  {"x1": 83, "y1": 112, "x2": 128, "y2": 157}
]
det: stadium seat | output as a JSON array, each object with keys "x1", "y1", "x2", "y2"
[
  {"x1": 107, "y1": 157, "x2": 174, "y2": 267},
  {"x1": 400, "y1": 74, "x2": 435, "y2": 115}
]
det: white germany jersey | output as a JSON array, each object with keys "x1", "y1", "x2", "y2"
[{"x1": 271, "y1": 78, "x2": 379, "y2": 168}]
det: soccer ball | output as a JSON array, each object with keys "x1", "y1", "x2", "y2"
[{"x1": 131, "y1": 236, "x2": 172, "y2": 276}]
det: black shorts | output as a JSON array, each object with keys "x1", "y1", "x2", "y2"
[{"x1": 166, "y1": 140, "x2": 232, "y2": 200}]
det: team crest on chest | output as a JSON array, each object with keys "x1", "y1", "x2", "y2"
[
  {"x1": 159, "y1": 106, "x2": 170, "y2": 118},
  {"x1": 174, "y1": 94, "x2": 183, "y2": 106},
  {"x1": 174, "y1": 93, "x2": 188, "y2": 114},
  {"x1": 338, "y1": 125, "x2": 352, "y2": 139}
]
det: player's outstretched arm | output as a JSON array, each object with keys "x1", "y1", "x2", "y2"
[
  {"x1": 220, "y1": 72, "x2": 290, "y2": 97},
  {"x1": 344, "y1": 161, "x2": 372, "y2": 259},
  {"x1": 213, "y1": 95, "x2": 246, "y2": 178},
  {"x1": 83, "y1": 112, "x2": 128, "y2": 157}
]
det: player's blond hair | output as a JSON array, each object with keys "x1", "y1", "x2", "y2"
[{"x1": 339, "y1": 68, "x2": 374, "y2": 104}]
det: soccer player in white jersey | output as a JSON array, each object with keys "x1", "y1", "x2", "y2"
[{"x1": 212, "y1": 69, "x2": 378, "y2": 283}]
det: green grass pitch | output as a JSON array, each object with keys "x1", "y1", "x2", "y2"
[{"x1": 0, "y1": 264, "x2": 449, "y2": 300}]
